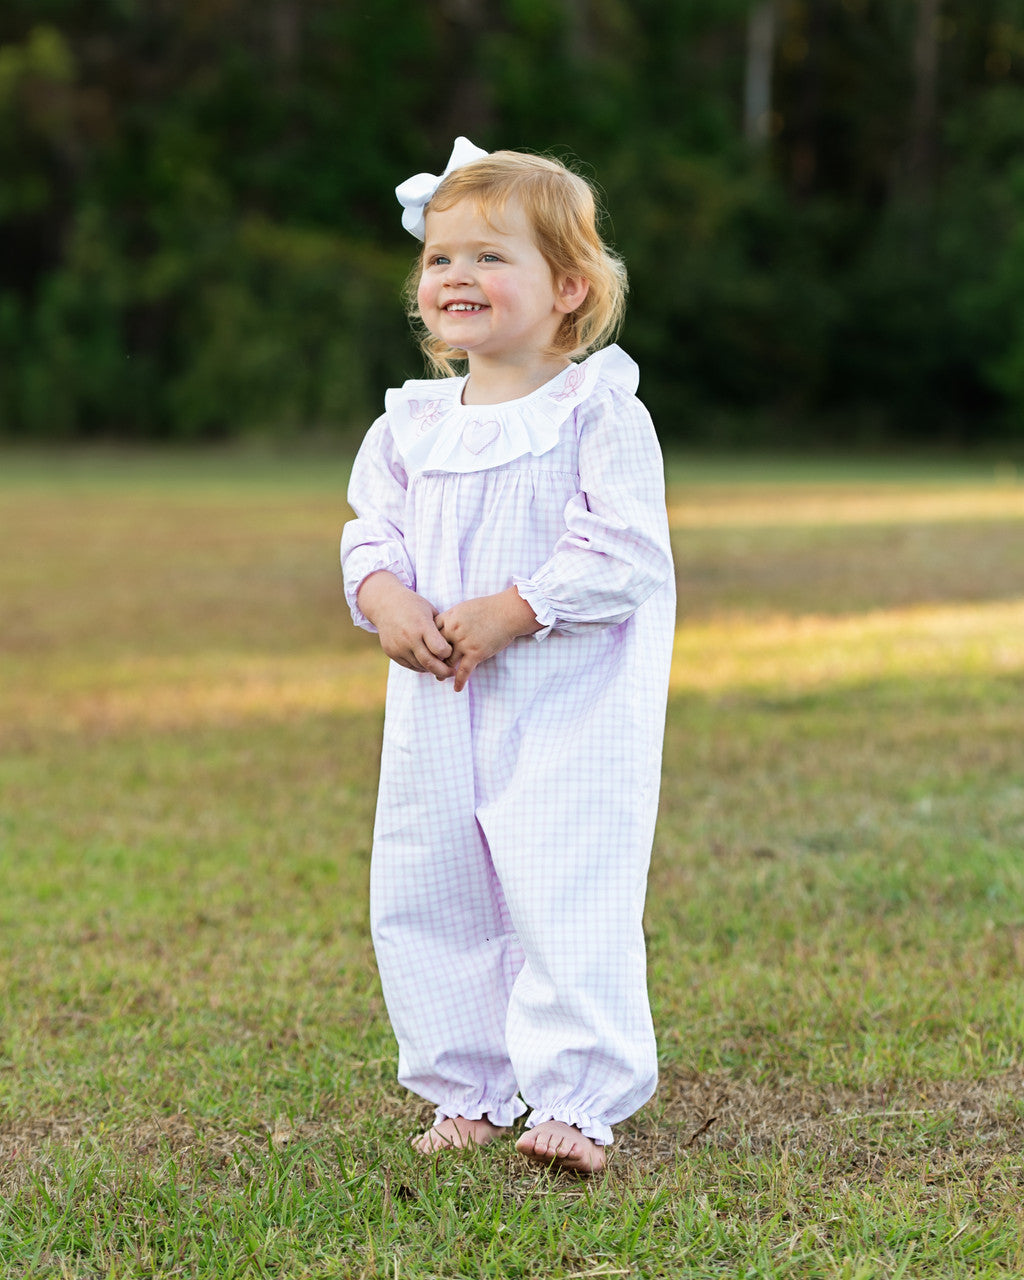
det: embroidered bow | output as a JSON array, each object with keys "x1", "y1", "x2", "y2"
[{"x1": 395, "y1": 136, "x2": 489, "y2": 240}]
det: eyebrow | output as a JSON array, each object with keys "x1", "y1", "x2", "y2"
[{"x1": 424, "y1": 236, "x2": 512, "y2": 252}]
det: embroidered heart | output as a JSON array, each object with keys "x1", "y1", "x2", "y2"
[{"x1": 462, "y1": 419, "x2": 500, "y2": 454}]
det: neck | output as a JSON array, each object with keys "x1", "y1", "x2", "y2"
[{"x1": 461, "y1": 355, "x2": 571, "y2": 406}]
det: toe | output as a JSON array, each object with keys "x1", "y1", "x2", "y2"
[
  {"x1": 517, "y1": 1122, "x2": 606, "y2": 1175},
  {"x1": 413, "y1": 1126, "x2": 450, "y2": 1153}
]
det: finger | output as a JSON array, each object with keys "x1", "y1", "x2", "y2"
[
  {"x1": 416, "y1": 646, "x2": 454, "y2": 680},
  {"x1": 453, "y1": 654, "x2": 478, "y2": 693},
  {"x1": 420, "y1": 657, "x2": 451, "y2": 679},
  {"x1": 424, "y1": 627, "x2": 453, "y2": 660}
]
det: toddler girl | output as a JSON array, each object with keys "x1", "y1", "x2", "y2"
[{"x1": 341, "y1": 137, "x2": 675, "y2": 1174}]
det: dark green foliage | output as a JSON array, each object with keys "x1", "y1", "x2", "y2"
[{"x1": 2, "y1": 0, "x2": 1024, "y2": 443}]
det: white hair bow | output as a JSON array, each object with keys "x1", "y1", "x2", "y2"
[{"x1": 395, "y1": 136, "x2": 489, "y2": 240}]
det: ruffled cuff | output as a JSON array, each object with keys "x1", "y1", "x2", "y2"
[
  {"x1": 512, "y1": 577, "x2": 556, "y2": 642},
  {"x1": 435, "y1": 1094, "x2": 528, "y2": 1130},
  {"x1": 342, "y1": 548, "x2": 415, "y2": 631},
  {"x1": 524, "y1": 1107, "x2": 614, "y2": 1147}
]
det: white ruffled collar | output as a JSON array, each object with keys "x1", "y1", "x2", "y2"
[{"x1": 386, "y1": 344, "x2": 639, "y2": 476}]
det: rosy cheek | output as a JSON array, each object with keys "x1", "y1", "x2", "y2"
[{"x1": 416, "y1": 278, "x2": 433, "y2": 315}]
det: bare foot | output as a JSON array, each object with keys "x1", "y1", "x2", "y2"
[
  {"x1": 515, "y1": 1120, "x2": 607, "y2": 1175},
  {"x1": 412, "y1": 1115, "x2": 509, "y2": 1154}
]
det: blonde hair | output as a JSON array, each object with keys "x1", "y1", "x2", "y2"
[{"x1": 405, "y1": 149, "x2": 628, "y2": 377}]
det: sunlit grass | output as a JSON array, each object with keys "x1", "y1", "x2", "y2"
[
  {"x1": 2, "y1": 447, "x2": 1024, "y2": 1277},
  {"x1": 4, "y1": 594, "x2": 1023, "y2": 743},
  {"x1": 671, "y1": 597, "x2": 1024, "y2": 694},
  {"x1": 2, "y1": 649, "x2": 386, "y2": 740},
  {"x1": 667, "y1": 480, "x2": 1024, "y2": 528}
]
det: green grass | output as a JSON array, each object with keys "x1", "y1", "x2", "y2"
[{"x1": 2, "y1": 446, "x2": 1024, "y2": 1277}]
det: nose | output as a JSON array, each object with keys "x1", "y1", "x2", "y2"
[{"x1": 441, "y1": 257, "x2": 471, "y2": 287}]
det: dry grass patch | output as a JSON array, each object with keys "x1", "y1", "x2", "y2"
[{"x1": 6, "y1": 1072, "x2": 1024, "y2": 1193}]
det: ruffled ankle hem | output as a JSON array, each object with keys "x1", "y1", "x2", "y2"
[
  {"x1": 524, "y1": 1107, "x2": 613, "y2": 1147},
  {"x1": 434, "y1": 1095, "x2": 527, "y2": 1130}
]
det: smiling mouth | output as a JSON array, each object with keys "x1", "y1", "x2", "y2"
[{"x1": 444, "y1": 303, "x2": 487, "y2": 312}]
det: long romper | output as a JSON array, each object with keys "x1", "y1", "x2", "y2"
[{"x1": 341, "y1": 344, "x2": 675, "y2": 1145}]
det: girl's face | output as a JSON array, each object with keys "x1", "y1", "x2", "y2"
[{"x1": 418, "y1": 198, "x2": 586, "y2": 370}]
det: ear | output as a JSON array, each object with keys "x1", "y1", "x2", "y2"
[{"x1": 554, "y1": 274, "x2": 590, "y2": 315}]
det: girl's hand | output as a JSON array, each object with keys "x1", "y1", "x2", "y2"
[
  {"x1": 435, "y1": 587, "x2": 540, "y2": 692},
  {"x1": 356, "y1": 571, "x2": 453, "y2": 679}
]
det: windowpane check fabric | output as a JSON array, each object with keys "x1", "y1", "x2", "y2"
[{"x1": 341, "y1": 345, "x2": 675, "y2": 1145}]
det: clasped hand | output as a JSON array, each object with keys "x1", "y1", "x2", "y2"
[
  {"x1": 436, "y1": 587, "x2": 539, "y2": 692},
  {"x1": 357, "y1": 572, "x2": 539, "y2": 692}
]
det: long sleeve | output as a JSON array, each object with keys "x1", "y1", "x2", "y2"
[
  {"x1": 341, "y1": 415, "x2": 416, "y2": 631},
  {"x1": 513, "y1": 387, "x2": 673, "y2": 637}
]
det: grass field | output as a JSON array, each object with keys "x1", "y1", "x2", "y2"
[{"x1": 2, "y1": 446, "x2": 1024, "y2": 1278}]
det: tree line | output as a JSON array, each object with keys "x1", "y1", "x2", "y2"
[{"x1": 2, "y1": 0, "x2": 1024, "y2": 446}]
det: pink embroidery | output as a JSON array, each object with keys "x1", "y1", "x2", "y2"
[
  {"x1": 462, "y1": 420, "x2": 501, "y2": 454},
  {"x1": 409, "y1": 399, "x2": 446, "y2": 434},
  {"x1": 551, "y1": 364, "x2": 585, "y2": 401}
]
